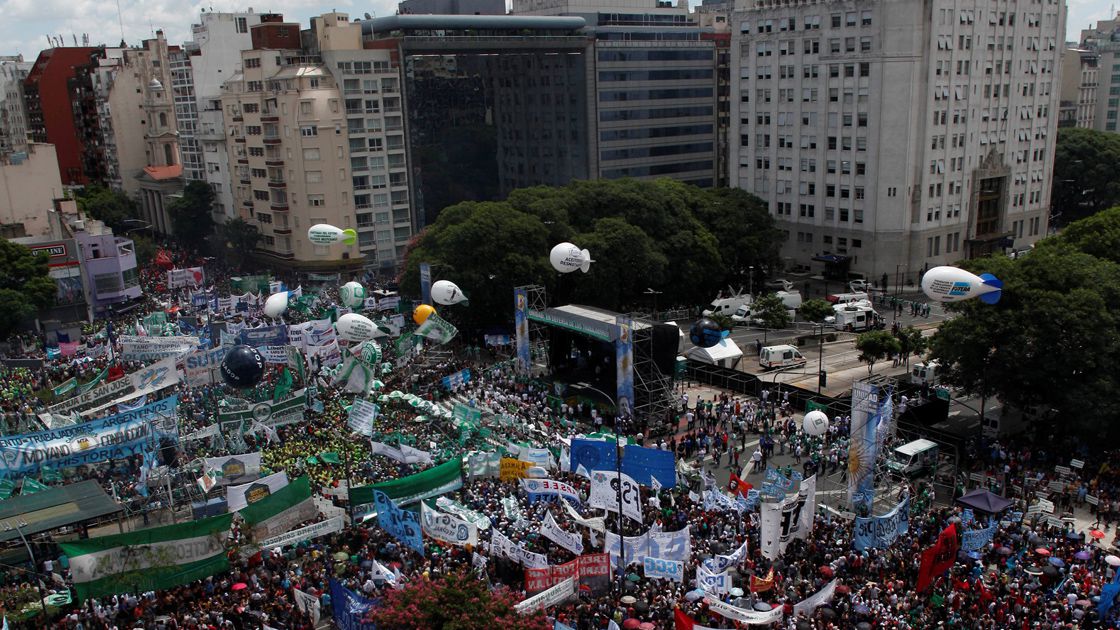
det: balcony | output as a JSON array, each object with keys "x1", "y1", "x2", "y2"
[
  {"x1": 270, "y1": 203, "x2": 289, "y2": 212},
  {"x1": 265, "y1": 159, "x2": 284, "y2": 167},
  {"x1": 234, "y1": 137, "x2": 246, "y2": 143},
  {"x1": 232, "y1": 115, "x2": 243, "y2": 122},
  {"x1": 274, "y1": 227, "x2": 292, "y2": 234},
  {"x1": 240, "y1": 178, "x2": 251, "y2": 185},
  {"x1": 237, "y1": 157, "x2": 248, "y2": 164},
  {"x1": 261, "y1": 114, "x2": 279, "y2": 123},
  {"x1": 268, "y1": 179, "x2": 286, "y2": 189},
  {"x1": 263, "y1": 135, "x2": 281, "y2": 145}
]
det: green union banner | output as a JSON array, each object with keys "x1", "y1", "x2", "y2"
[
  {"x1": 349, "y1": 457, "x2": 463, "y2": 508},
  {"x1": 59, "y1": 514, "x2": 233, "y2": 601}
]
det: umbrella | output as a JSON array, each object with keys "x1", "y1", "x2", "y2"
[
  {"x1": 685, "y1": 590, "x2": 704, "y2": 602},
  {"x1": 333, "y1": 551, "x2": 350, "y2": 561},
  {"x1": 1042, "y1": 565, "x2": 1059, "y2": 577},
  {"x1": 835, "y1": 584, "x2": 851, "y2": 595},
  {"x1": 820, "y1": 607, "x2": 837, "y2": 621},
  {"x1": 231, "y1": 583, "x2": 247, "y2": 591},
  {"x1": 622, "y1": 620, "x2": 641, "y2": 630},
  {"x1": 1105, "y1": 555, "x2": 1120, "y2": 567},
  {"x1": 1035, "y1": 548, "x2": 1051, "y2": 556},
  {"x1": 620, "y1": 595, "x2": 637, "y2": 605},
  {"x1": 730, "y1": 588, "x2": 745, "y2": 597},
  {"x1": 1049, "y1": 557, "x2": 1065, "y2": 567},
  {"x1": 1090, "y1": 530, "x2": 1107, "y2": 540},
  {"x1": 1074, "y1": 551, "x2": 1092, "y2": 560},
  {"x1": 1076, "y1": 599, "x2": 1091, "y2": 608},
  {"x1": 797, "y1": 622, "x2": 813, "y2": 630},
  {"x1": 633, "y1": 601, "x2": 650, "y2": 615},
  {"x1": 639, "y1": 624, "x2": 656, "y2": 630},
  {"x1": 1024, "y1": 566, "x2": 1044, "y2": 576},
  {"x1": 820, "y1": 565, "x2": 834, "y2": 577},
  {"x1": 968, "y1": 551, "x2": 982, "y2": 560},
  {"x1": 753, "y1": 603, "x2": 772, "y2": 612}
]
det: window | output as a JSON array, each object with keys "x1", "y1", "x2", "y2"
[
  {"x1": 245, "y1": 57, "x2": 261, "y2": 69},
  {"x1": 305, "y1": 171, "x2": 323, "y2": 184},
  {"x1": 300, "y1": 125, "x2": 317, "y2": 137},
  {"x1": 236, "y1": 17, "x2": 248, "y2": 33},
  {"x1": 308, "y1": 195, "x2": 325, "y2": 207}
]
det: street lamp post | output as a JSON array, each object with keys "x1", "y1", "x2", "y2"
[
  {"x1": 578, "y1": 383, "x2": 627, "y2": 591},
  {"x1": 644, "y1": 288, "x2": 662, "y2": 321},
  {"x1": 749, "y1": 266, "x2": 755, "y2": 298},
  {"x1": 6, "y1": 521, "x2": 48, "y2": 615},
  {"x1": 817, "y1": 322, "x2": 826, "y2": 396}
]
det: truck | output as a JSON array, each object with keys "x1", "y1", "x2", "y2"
[
  {"x1": 758, "y1": 344, "x2": 807, "y2": 370},
  {"x1": 886, "y1": 439, "x2": 940, "y2": 478},
  {"x1": 825, "y1": 291, "x2": 870, "y2": 305},
  {"x1": 825, "y1": 303, "x2": 884, "y2": 331},
  {"x1": 703, "y1": 289, "x2": 751, "y2": 317},
  {"x1": 910, "y1": 361, "x2": 941, "y2": 387}
]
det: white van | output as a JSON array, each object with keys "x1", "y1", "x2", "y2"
[
  {"x1": 775, "y1": 290, "x2": 803, "y2": 310},
  {"x1": 759, "y1": 344, "x2": 807, "y2": 369},
  {"x1": 826, "y1": 291, "x2": 870, "y2": 305},
  {"x1": 910, "y1": 361, "x2": 940, "y2": 386},
  {"x1": 730, "y1": 304, "x2": 754, "y2": 325},
  {"x1": 827, "y1": 304, "x2": 883, "y2": 331},
  {"x1": 886, "y1": 439, "x2": 939, "y2": 477},
  {"x1": 703, "y1": 293, "x2": 752, "y2": 317}
]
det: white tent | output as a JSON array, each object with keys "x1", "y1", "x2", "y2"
[{"x1": 685, "y1": 338, "x2": 743, "y2": 369}]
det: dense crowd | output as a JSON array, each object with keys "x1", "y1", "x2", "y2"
[{"x1": 0, "y1": 246, "x2": 1118, "y2": 630}]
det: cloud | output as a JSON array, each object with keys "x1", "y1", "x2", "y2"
[{"x1": 2, "y1": 0, "x2": 399, "y2": 59}]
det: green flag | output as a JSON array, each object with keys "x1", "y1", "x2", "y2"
[
  {"x1": 59, "y1": 514, "x2": 233, "y2": 601},
  {"x1": 238, "y1": 476, "x2": 316, "y2": 540},
  {"x1": 0, "y1": 478, "x2": 14, "y2": 499},
  {"x1": 349, "y1": 458, "x2": 463, "y2": 507},
  {"x1": 319, "y1": 452, "x2": 341, "y2": 465},
  {"x1": 78, "y1": 368, "x2": 108, "y2": 394},
  {"x1": 273, "y1": 367, "x2": 293, "y2": 402},
  {"x1": 287, "y1": 347, "x2": 306, "y2": 383},
  {"x1": 52, "y1": 377, "x2": 78, "y2": 397},
  {"x1": 306, "y1": 456, "x2": 320, "y2": 466},
  {"x1": 41, "y1": 466, "x2": 62, "y2": 483},
  {"x1": 413, "y1": 313, "x2": 458, "y2": 345},
  {"x1": 22, "y1": 478, "x2": 48, "y2": 494}
]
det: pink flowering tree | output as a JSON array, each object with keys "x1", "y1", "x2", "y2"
[{"x1": 367, "y1": 570, "x2": 551, "y2": 630}]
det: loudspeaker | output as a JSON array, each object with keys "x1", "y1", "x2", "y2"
[{"x1": 651, "y1": 324, "x2": 680, "y2": 375}]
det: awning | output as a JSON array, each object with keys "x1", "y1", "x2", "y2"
[
  {"x1": 0, "y1": 480, "x2": 123, "y2": 543},
  {"x1": 956, "y1": 488, "x2": 1012, "y2": 514},
  {"x1": 812, "y1": 254, "x2": 850, "y2": 264}
]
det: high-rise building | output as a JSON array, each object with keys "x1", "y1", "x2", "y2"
[
  {"x1": 730, "y1": 0, "x2": 1063, "y2": 279},
  {"x1": 23, "y1": 46, "x2": 103, "y2": 186},
  {"x1": 0, "y1": 55, "x2": 32, "y2": 158},
  {"x1": 220, "y1": 18, "x2": 363, "y2": 273},
  {"x1": 1078, "y1": 15, "x2": 1120, "y2": 132},
  {"x1": 398, "y1": 0, "x2": 506, "y2": 14},
  {"x1": 1058, "y1": 47, "x2": 1098, "y2": 129}
]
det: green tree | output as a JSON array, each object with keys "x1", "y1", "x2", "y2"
[
  {"x1": 1046, "y1": 206, "x2": 1120, "y2": 265},
  {"x1": 799, "y1": 298, "x2": 834, "y2": 324},
  {"x1": 0, "y1": 241, "x2": 57, "y2": 337},
  {"x1": 1051, "y1": 128, "x2": 1120, "y2": 226},
  {"x1": 570, "y1": 217, "x2": 668, "y2": 310},
  {"x1": 216, "y1": 217, "x2": 262, "y2": 269},
  {"x1": 367, "y1": 570, "x2": 550, "y2": 630},
  {"x1": 77, "y1": 185, "x2": 138, "y2": 231},
  {"x1": 168, "y1": 181, "x2": 215, "y2": 253},
  {"x1": 753, "y1": 294, "x2": 791, "y2": 329},
  {"x1": 896, "y1": 325, "x2": 928, "y2": 369},
  {"x1": 689, "y1": 187, "x2": 784, "y2": 284},
  {"x1": 708, "y1": 313, "x2": 734, "y2": 331},
  {"x1": 856, "y1": 330, "x2": 901, "y2": 376},
  {"x1": 930, "y1": 243, "x2": 1120, "y2": 439}
]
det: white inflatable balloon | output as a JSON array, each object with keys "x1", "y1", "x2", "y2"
[
  {"x1": 339, "y1": 281, "x2": 367, "y2": 308},
  {"x1": 336, "y1": 313, "x2": 378, "y2": 342},
  {"x1": 921, "y1": 266, "x2": 1003, "y2": 304},
  {"x1": 307, "y1": 224, "x2": 357, "y2": 246},
  {"x1": 549, "y1": 242, "x2": 593, "y2": 274},
  {"x1": 263, "y1": 292, "x2": 288, "y2": 318},
  {"x1": 431, "y1": 280, "x2": 468, "y2": 306},
  {"x1": 803, "y1": 410, "x2": 829, "y2": 436}
]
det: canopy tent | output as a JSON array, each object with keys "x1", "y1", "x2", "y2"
[
  {"x1": 0, "y1": 480, "x2": 122, "y2": 543},
  {"x1": 956, "y1": 488, "x2": 1012, "y2": 514},
  {"x1": 685, "y1": 338, "x2": 743, "y2": 369}
]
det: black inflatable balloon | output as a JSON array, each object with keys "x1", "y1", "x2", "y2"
[
  {"x1": 221, "y1": 344, "x2": 265, "y2": 388},
  {"x1": 689, "y1": 318, "x2": 723, "y2": 348}
]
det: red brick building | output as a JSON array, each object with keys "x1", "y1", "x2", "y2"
[{"x1": 23, "y1": 46, "x2": 102, "y2": 186}]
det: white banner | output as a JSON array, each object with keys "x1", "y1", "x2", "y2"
[
  {"x1": 602, "y1": 531, "x2": 650, "y2": 570},
  {"x1": 514, "y1": 576, "x2": 576, "y2": 614},
  {"x1": 227, "y1": 471, "x2": 289, "y2": 512},
  {"x1": 167, "y1": 267, "x2": 205, "y2": 289},
  {"x1": 421, "y1": 502, "x2": 479, "y2": 547},
  {"x1": 347, "y1": 399, "x2": 379, "y2": 437},
  {"x1": 120, "y1": 335, "x2": 200, "y2": 362},
  {"x1": 540, "y1": 511, "x2": 583, "y2": 555},
  {"x1": 760, "y1": 474, "x2": 816, "y2": 560},
  {"x1": 792, "y1": 578, "x2": 838, "y2": 617},
  {"x1": 260, "y1": 346, "x2": 288, "y2": 365},
  {"x1": 561, "y1": 497, "x2": 606, "y2": 532},
  {"x1": 184, "y1": 347, "x2": 226, "y2": 386},
  {"x1": 292, "y1": 587, "x2": 321, "y2": 625},
  {"x1": 257, "y1": 516, "x2": 344, "y2": 553},
  {"x1": 182, "y1": 424, "x2": 220, "y2": 441},
  {"x1": 400, "y1": 444, "x2": 434, "y2": 465},
  {"x1": 79, "y1": 356, "x2": 183, "y2": 417},
  {"x1": 703, "y1": 596, "x2": 785, "y2": 625},
  {"x1": 704, "y1": 538, "x2": 749, "y2": 573},
  {"x1": 488, "y1": 528, "x2": 548, "y2": 568},
  {"x1": 518, "y1": 447, "x2": 553, "y2": 469},
  {"x1": 370, "y1": 441, "x2": 406, "y2": 462},
  {"x1": 203, "y1": 453, "x2": 262, "y2": 486},
  {"x1": 589, "y1": 470, "x2": 643, "y2": 523},
  {"x1": 642, "y1": 556, "x2": 684, "y2": 582},
  {"x1": 696, "y1": 565, "x2": 731, "y2": 594}
]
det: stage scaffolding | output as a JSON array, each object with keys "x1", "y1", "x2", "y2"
[{"x1": 627, "y1": 311, "x2": 677, "y2": 430}]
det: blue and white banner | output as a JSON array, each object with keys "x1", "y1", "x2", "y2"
[
  {"x1": 522, "y1": 478, "x2": 580, "y2": 504},
  {"x1": 0, "y1": 395, "x2": 178, "y2": 474},
  {"x1": 615, "y1": 317, "x2": 634, "y2": 417},
  {"x1": 420, "y1": 502, "x2": 479, "y2": 547},
  {"x1": 514, "y1": 287, "x2": 530, "y2": 374},
  {"x1": 440, "y1": 368, "x2": 471, "y2": 390},
  {"x1": 373, "y1": 490, "x2": 424, "y2": 555},
  {"x1": 184, "y1": 346, "x2": 228, "y2": 386},
  {"x1": 696, "y1": 565, "x2": 730, "y2": 594},
  {"x1": 329, "y1": 579, "x2": 377, "y2": 630},
  {"x1": 648, "y1": 526, "x2": 691, "y2": 562},
  {"x1": 853, "y1": 496, "x2": 910, "y2": 551},
  {"x1": 540, "y1": 511, "x2": 583, "y2": 555},
  {"x1": 570, "y1": 438, "x2": 617, "y2": 475},
  {"x1": 518, "y1": 447, "x2": 552, "y2": 469},
  {"x1": 622, "y1": 445, "x2": 676, "y2": 489},
  {"x1": 239, "y1": 325, "x2": 289, "y2": 348},
  {"x1": 961, "y1": 523, "x2": 998, "y2": 552},
  {"x1": 643, "y1": 556, "x2": 683, "y2": 582},
  {"x1": 419, "y1": 263, "x2": 432, "y2": 306},
  {"x1": 602, "y1": 531, "x2": 649, "y2": 570},
  {"x1": 703, "y1": 538, "x2": 749, "y2": 573}
]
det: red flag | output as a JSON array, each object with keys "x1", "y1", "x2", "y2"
[
  {"x1": 750, "y1": 567, "x2": 775, "y2": 592},
  {"x1": 674, "y1": 608, "x2": 695, "y2": 630},
  {"x1": 155, "y1": 249, "x2": 174, "y2": 270},
  {"x1": 918, "y1": 522, "x2": 959, "y2": 592},
  {"x1": 107, "y1": 365, "x2": 125, "y2": 382},
  {"x1": 729, "y1": 473, "x2": 753, "y2": 497}
]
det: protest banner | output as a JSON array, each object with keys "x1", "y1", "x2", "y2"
[
  {"x1": 420, "y1": 502, "x2": 479, "y2": 547},
  {"x1": 350, "y1": 458, "x2": 463, "y2": 507},
  {"x1": 373, "y1": 490, "x2": 424, "y2": 555},
  {"x1": 120, "y1": 335, "x2": 200, "y2": 362},
  {"x1": 49, "y1": 357, "x2": 179, "y2": 417},
  {"x1": 539, "y1": 511, "x2": 583, "y2": 555},
  {"x1": 226, "y1": 472, "x2": 290, "y2": 512},
  {"x1": 961, "y1": 523, "x2": 998, "y2": 552},
  {"x1": 853, "y1": 496, "x2": 910, "y2": 550},
  {"x1": 184, "y1": 346, "x2": 227, "y2": 386},
  {"x1": 590, "y1": 470, "x2": 643, "y2": 522},
  {"x1": 347, "y1": 399, "x2": 379, "y2": 437},
  {"x1": 218, "y1": 390, "x2": 307, "y2": 429},
  {"x1": 500, "y1": 457, "x2": 533, "y2": 481},
  {"x1": 202, "y1": 453, "x2": 262, "y2": 486},
  {"x1": 167, "y1": 267, "x2": 205, "y2": 289},
  {"x1": 643, "y1": 556, "x2": 684, "y2": 582},
  {"x1": 329, "y1": 579, "x2": 377, "y2": 630},
  {"x1": 515, "y1": 577, "x2": 576, "y2": 613},
  {"x1": 521, "y1": 478, "x2": 580, "y2": 504}
]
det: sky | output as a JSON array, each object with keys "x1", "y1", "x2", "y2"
[{"x1": 1, "y1": 0, "x2": 1116, "y2": 64}]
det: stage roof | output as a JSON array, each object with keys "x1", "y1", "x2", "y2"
[
  {"x1": 530, "y1": 304, "x2": 651, "y2": 342},
  {"x1": 0, "y1": 480, "x2": 122, "y2": 543}
]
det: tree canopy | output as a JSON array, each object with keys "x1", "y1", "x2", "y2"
[
  {"x1": 367, "y1": 570, "x2": 549, "y2": 630},
  {"x1": 400, "y1": 179, "x2": 783, "y2": 330},
  {"x1": 855, "y1": 330, "x2": 900, "y2": 376},
  {"x1": 799, "y1": 298, "x2": 834, "y2": 324},
  {"x1": 169, "y1": 181, "x2": 216, "y2": 253},
  {"x1": 1051, "y1": 128, "x2": 1120, "y2": 226},
  {"x1": 76, "y1": 185, "x2": 138, "y2": 232},
  {"x1": 930, "y1": 209, "x2": 1120, "y2": 439},
  {"x1": 216, "y1": 217, "x2": 262, "y2": 270},
  {"x1": 0, "y1": 240, "x2": 57, "y2": 337}
]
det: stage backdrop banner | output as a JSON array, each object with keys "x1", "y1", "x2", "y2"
[
  {"x1": 615, "y1": 317, "x2": 635, "y2": 417},
  {"x1": 0, "y1": 395, "x2": 178, "y2": 475},
  {"x1": 514, "y1": 287, "x2": 530, "y2": 374}
]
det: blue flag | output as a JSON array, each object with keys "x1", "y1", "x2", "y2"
[
  {"x1": 621, "y1": 445, "x2": 676, "y2": 488},
  {"x1": 372, "y1": 490, "x2": 424, "y2": 556},
  {"x1": 570, "y1": 438, "x2": 617, "y2": 475},
  {"x1": 1099, "y1": 577, "x2": 1120, "y2": 618}
]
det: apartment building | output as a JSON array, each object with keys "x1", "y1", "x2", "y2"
[
  {"x1": 1058, "y1": 47, "x2": 1098, "y2": 129},
  {"x1": 23, "y1": 46, "x2": 103, "y2": 186},
  {"x1": 730, "y1": 0, "x2": 1063, "y2": 279},
  {"x1": 0, "y1": 143, "x2": 65, "y2": 237},
  {"x1": 220, "y1": 19, "x2": 362, "y2": 273},
  {"x1": 1079, "y1": 16, "x2": 1120, "y2": 132},
  {"x1": 0, "y1": 55, "x2": 32, "y2": 157}
]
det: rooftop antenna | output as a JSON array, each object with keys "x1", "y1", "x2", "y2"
[{"x1": 115, "y1": 0, "x2": 126, "y2": 42}]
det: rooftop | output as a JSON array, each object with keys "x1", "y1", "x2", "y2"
[{"x1": 361, "y1": 14, "x2": 587, "y2": 34}]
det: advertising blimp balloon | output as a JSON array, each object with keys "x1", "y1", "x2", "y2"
[
  {"x1": 921, "y1": 266, "x2": 1003, "y2": 304},
  {"x1": 431, "y1": 280, "x2": 468, "y2": 306},
  {"x1": 307, "y1": 224, "x2": 357, "y2": 246},
  {"x1": 549, "y1": 242, "x2": 594, "y2": 274},
  {"x1": 338, "y1": 281, "x2": 367, "y2": 308},
  {"x1": 263, "y1": 292, "x2": 289, "y2": 318},
  {"x1": 336, "y1": 313, "x2": 378, "y2": 342}
]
